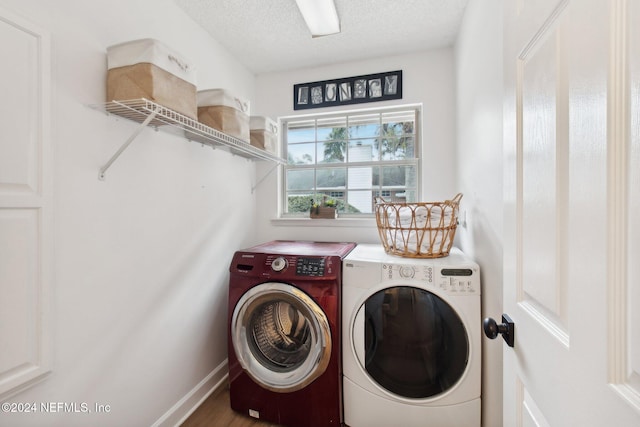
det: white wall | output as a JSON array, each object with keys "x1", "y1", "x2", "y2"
[
  {"x1": 253, "y1": 49, "x2": 457, "y2": 244},
  {"x1": 455, "y1": 1, "x2": 504, "y2": 426},
  {"x1": 0, "y1": 0, "x2": 258, "y2": 425}
]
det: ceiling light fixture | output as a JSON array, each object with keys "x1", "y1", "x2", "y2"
[{"x1": 294, "y1": 0, "x2": 340, "y2": 38}]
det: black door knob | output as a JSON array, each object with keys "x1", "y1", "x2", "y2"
[{"x1": 483, "y1": 314, "x2": 515, "y2": 347}]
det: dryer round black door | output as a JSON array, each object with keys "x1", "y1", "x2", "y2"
[
  {"x1": 231, "y1": 282, "x2": 332, "y2": 393},
  {"x1": 352, "y1": 286, "x2": 469, "y2": 399}
]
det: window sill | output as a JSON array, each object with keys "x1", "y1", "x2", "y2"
[{"x1": 271, "y1": 217, "x2": 376, "y2": 228}]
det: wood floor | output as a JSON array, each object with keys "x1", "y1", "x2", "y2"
[{"x1": 180, "y1": 385, "x2": 283, "y2": 427}]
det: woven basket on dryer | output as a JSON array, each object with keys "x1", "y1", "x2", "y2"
[{"x1": 374, "y1": 193, "x2": 462, "y2": 258}]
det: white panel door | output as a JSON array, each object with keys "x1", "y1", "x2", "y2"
[
  {"x1": 0, "y1": 7, "x2": 52, "y2": 398},
  {"x1": 501, "y1": 0, "x2": 640, "y2": 425}
]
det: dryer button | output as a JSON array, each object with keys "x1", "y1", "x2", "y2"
[{"x1": 399, "y1": 266, "x2": 415, "y2": 278}]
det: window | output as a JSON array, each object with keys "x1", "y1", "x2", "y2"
[{"x1": 281, "y1": 105, "x2": 420, "y2": 217}]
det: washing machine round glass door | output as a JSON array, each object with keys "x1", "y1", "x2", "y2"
[
  {"x1": 353, "y1": 286, "x2": 469, "y2": 399},
  {"x1": 231, "y1": 282, "x2": 332, "y2": 393}
]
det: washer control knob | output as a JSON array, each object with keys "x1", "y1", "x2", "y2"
[
  {"x1": 399, "y1": 266, "x2": 415, "y2": 278},
  {"x1": 271, "y1": 257, "x2": 288, "y2": 272}
]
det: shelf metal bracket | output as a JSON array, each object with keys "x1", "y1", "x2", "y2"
[
  {"x1": 251, "y1": 163, "x2": 279, "y2": 193},
  {"x1": 99, "y1": 107, "x2": 159, "y2": 180}
]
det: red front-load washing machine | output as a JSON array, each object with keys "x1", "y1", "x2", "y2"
[{"x1": 228, "y1": 240, "x2": 356, "y2": 427}]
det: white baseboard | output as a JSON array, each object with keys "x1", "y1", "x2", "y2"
[{"x1": 152, "y1": 359, "x2": 229, "y2": 427}]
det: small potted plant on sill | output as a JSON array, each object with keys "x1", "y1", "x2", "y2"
[{"x1": 310, "y1": 196, "x2": 337, "y2": 219}]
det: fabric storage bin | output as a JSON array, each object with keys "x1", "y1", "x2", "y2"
[
  {"x1": 197, "y1": 89, "x2": 250, "y2": 142},
  {"x1": 249, "y1": 116, "x2": 278, "y2": 153},
  {"x1": 106, "y1": 38, "x2": 197, "y2": 119}
]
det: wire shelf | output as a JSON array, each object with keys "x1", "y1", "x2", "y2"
[{"x1": 89, "y1": 99, "x2": 286, "y2": 177}]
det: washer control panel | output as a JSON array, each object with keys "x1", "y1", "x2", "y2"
[
  {"x1": 264, "y1": 255, "x2": 329, "y2": 277},
  {"x1": 295, "y1": 257, "x2": 326, "y2": 276}
]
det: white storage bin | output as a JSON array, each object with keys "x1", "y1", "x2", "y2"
[
  {"x1": 197, "y1": 89, "x2": 250, "y2": 142},
  {"x1": 249, "y1": 116, "x2": 278, "y2": 153},
  {"x1": 106, "y1": 38, "x2": 197, "y2": 119}
]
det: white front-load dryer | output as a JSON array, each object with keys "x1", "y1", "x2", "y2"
[{"x1": 342, "y1": 244, "x2": 481, "y2": 427}]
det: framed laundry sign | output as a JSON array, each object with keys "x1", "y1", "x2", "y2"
[{"x1": 293, "y1": 70, "x2": 402, "y2": 110}]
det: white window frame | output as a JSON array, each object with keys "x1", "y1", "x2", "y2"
[{"x1": 279, "y1": 104, "x2": 421, "y2": 219}]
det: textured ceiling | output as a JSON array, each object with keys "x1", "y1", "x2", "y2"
[{"x1": 173, "y1": 0, "x2": 469, "y2": 74}]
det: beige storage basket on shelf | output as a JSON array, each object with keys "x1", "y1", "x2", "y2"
[
  {"x1": 375, "y1": 193, "x2": 462, "y2": 258},
  {"x1": 250, "y1": 116, "x2": 278, "y2": 153},
  {"x1": 106, "y1": 38, "x2": 198, "y2": 119},
  {"x1": 197, "y1": 89, "x2": 250, "y2": 142}
]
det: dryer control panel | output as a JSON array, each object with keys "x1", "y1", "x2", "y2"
[
  {"x1": 382, "y1": 263, "x2": 479, "y2": 294},
  {"x1": 436, "y1": 268, "x2": 479, "y2": 294},
  {"x1": 383, "y1": 264, "x2": 433, "y2": 282},
  {"x1": 436, "y1": 267, "x2": 480, "y2": 295}
]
